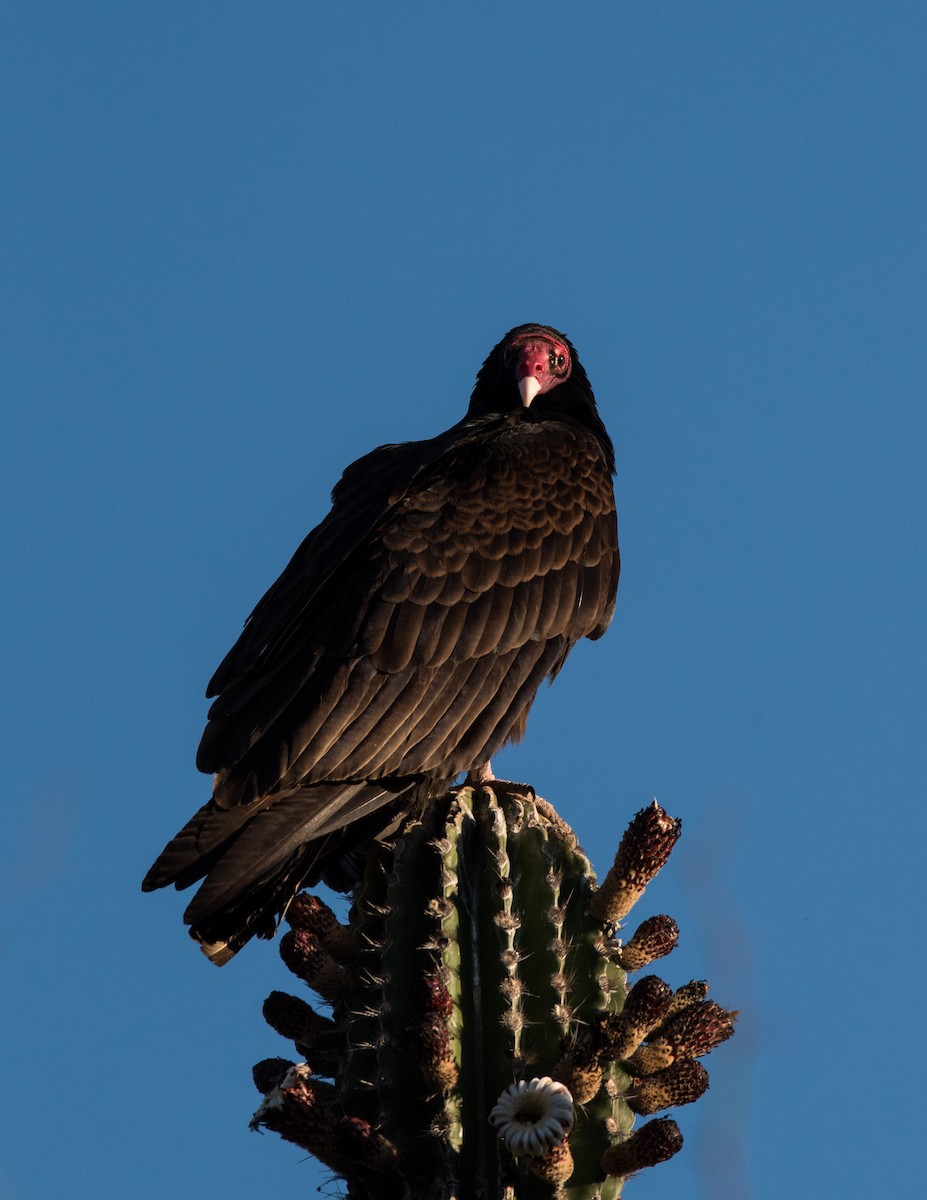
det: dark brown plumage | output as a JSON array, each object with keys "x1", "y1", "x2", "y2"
[{"x1": 143, "y1": 324, "x2": 619, "y2": 962}]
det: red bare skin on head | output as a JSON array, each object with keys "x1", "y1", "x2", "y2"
[{"x1": 506, "y1": 333, "x2": 572, "y2": 398}]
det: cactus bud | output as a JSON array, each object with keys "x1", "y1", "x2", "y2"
[
  {"x1": 554, "y1": 1037, "x2": 604, "y2": 1105},
  {"x1": 250, "y1": 1063, "x2": 342, "y2": 1170},
  {"x1": 286, "y1": 893, "x2": 356, "y2": 961},
  {"x1": 595, "y1": 975, "x2": 673, "y2": 1061},
  {"x1": 628, "y1": 1059, "x2": 710, "y2": 1114},
  {"x1": 590, "y1": 802, "x2": 682, "y2": 924},
  {"x1": 279, "y1": 929, "x2": 350, "y2": 1002},
  {"x1": 528, "y1": 1137, "x2": 575, "y2": 1184},
  {"x1": 416, "y1": 1012, "x2": 458, "y2": 1093},
  {"x1": 616, "y1": 915, "x2": 679, "y2": 971},
  {"x1": 601, "y1": 1117, "x2": 684, "y2": 1176},
  {"x1": 331, "y1": 1116, "x2": 399, "y2": 1170},
  {"x1": 626, "y1": 1001, "x2": 738, "y2": 1075},
  {"x1": 663, "y1": 979, "x2": 711, "y2": 1020},
  {"x1": 252, "y1": 1056, "x2": 293, "y2": 1095},
  {"x1": 262, "y1": 990, "x2": 335, "y2": 1046}
]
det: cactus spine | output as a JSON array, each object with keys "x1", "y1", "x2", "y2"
[{"x1": 252, "y1": 786, "x2": 736, "y2": 1198}]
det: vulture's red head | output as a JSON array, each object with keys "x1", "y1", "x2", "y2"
[{"x1": 468, "y1": 324, "x2": 615, "y2": 472}]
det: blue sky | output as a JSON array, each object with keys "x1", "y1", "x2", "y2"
[{"x1": 2, "y1": 3, "x2": 925, "y2": 1197}]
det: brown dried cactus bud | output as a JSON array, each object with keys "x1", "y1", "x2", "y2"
[
  {"x1": 655, "y1": 1000, "x2": 738, "y2": 1058},
  {"x1": 628, "y1": 1059, "x2": 710, "y2": 1114},
  {"x1": 601, "y1": 1117, "x2": 684, "y2": 1176},
  {"x1": 595, "y1": 975, "x2": 673, "y2": 1061},
  {"x1": 553, "y1": 1040, "x2": 603, "y2": 1105},
  {"x1": 616, "y1": 914, "x2": 679, "y2": 971},
  {"x1": 331, "y1": 1117, "x2": 399, "y2": 1171},
  {"x1": 250, "y1": 1064, "x2": 342, "y2": 1170},
  {"x1": 263, "y1": 990, "x2": 336, "y2": 1046},
  {"x1": 623, "y1": 975, "x2": 675, "y2": 1027},
  {"x1": 590, "y1": 801, "x2": 682, "y2": 924},
  {"x1": 622, "y1": 1041, "x2": 675, "y2": 1076},
  {"x1": 279, "y1": 929, "x2": 350, "y2": 1003},
  {"x1": 527, "y1": 1138, "x2": 574, "y2": 1184},
  {"x1": 417, "y1": 1013, "x2": 458, "y2": 1093},
  {"x1": 286, "y1": 892, "x2": 334, "y2": 932},
  {"x1": 417, "y1": 973, "x2": 454, "y2": 1018},
  {"x1": 252, "y1": 1056, "x2": 294, "y2": 1094},
  {"x1": 626, "y1": 1000, "x2": 737, "y2": 1075},
  {"x1": 285, "y1": 893, "x2": 357, "y2": 961},
  {"x1": 554, "y1": 1026, "x2": 607, "y2": 1102},
  {"x1": 663, "y1": 979, "x2": 711, "y2": 1022}
]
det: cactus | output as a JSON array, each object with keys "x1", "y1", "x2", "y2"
[{"x1": 251, "y1": 785, "x2": 736, "y2": 1198}]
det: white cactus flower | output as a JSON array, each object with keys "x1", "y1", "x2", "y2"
[{"x1": 489, "y1": 1076, "x2": 575, "y2": 1157}]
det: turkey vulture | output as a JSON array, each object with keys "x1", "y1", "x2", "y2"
[{"x1": 143, "y1": 324, "x2": 619, "y2": 963}]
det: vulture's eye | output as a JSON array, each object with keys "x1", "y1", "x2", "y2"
[
  {"x1": 549, "y1": 350, "x2": 567, "y2": 371},
  {"x1": 556, "y1": 353, "x2": 566, "y2": 368}
]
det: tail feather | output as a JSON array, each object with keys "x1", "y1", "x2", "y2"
[
  {"x1": 182, "y1": 782, "x2": 391, "y2": 920},
  {"x1": 141, "y1": 797, "x2": 274, "y2": 893},
  {"x1": 143, "y1": 778, "x2": 438, "y2": 963}
]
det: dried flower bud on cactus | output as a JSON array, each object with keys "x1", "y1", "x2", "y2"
[
  {"x1": 278, "y1": 929, "x2": 350, "y2": 1002},
  {"x1": 628, "y1": 1059, "x2": 710, "y2": 1115},
  {"x1": 626, "y1": 1001, "x2": 738, "y2": 1076},
  {"x1": 554, "y1": 1037, "x2": 604, "y2": 1106},
  {"x1": 416, "y1": 1011, "x2": 458, "y2": 1093},
  {"x1": 262, "y1": 990, "x2": 335, "y2": 1046},
  {"x1": 285, "y1": 893, "x2": 356, "y2": 961},
  {"x1": 250, "y1": 1063, "x2": 342, "y2": 1170},
  {"x1": 528, "y1": 1138, "x2": 575, "y2": 1185},
  {"x1": 418, "y1": 972, "x2": 454, "y2": 1018},
  {"x1": 616, "y1": 915, "x2": 679, "y2": 972},
  {"x1": 595, "y1": 976, "x2": 673, "y2": 1061},
  {"x1": 663, "y1": 979, "x2": 711, "y2": 1021},
  {"x1": 590, "y1": 802, "x2": 682, "y2": 924},
  {"x1": 601, "y1": 1117, "x2": 685, "y2": 1177},
  {"x1": 330, "y1": 1116, "x2": 399, "y2": 1171},
  {"x1": 252, "y1": 1056, "x2": 294, "y2": 1095}
]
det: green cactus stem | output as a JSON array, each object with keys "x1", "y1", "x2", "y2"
[{"x1": 250, "y1": 787, "x2": 736, "y2": 1199}]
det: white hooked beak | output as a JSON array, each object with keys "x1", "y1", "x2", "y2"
[{"x1": 518, "y1": 375, "x2": 541, "y2": 408}]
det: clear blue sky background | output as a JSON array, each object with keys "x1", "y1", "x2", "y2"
[{"x1": 2, "y1": 3, "x2": 924, "y2": 1197}]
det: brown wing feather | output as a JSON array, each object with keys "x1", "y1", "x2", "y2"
[{"x1": 200, "y1": 418, "x2": 617, "y2": 813}]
